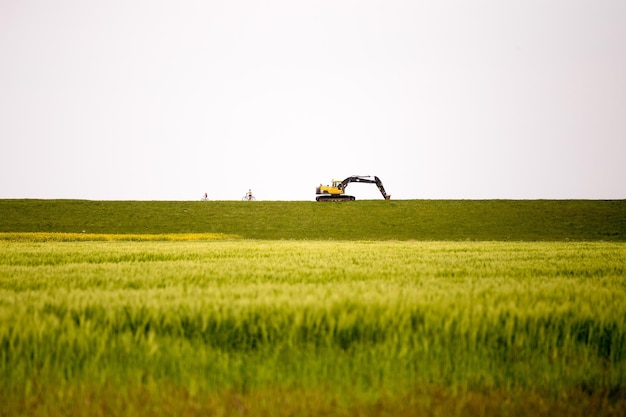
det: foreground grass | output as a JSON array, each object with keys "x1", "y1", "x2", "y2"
[
  {"x1": 1, "y1": 199, "x2": 624, "y2": 240},
  {"x1": 1, "y1": 239, "x2": 625, "y2": 416},
  {"x1": 5, "y1": 384, "x2": 626, "y2": 417}
]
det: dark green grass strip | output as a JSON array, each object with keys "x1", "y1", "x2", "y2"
[{"x1": 0, "y1": 199, "x2": 624, "y2": 241}]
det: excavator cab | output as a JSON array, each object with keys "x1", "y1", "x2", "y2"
[{"x1": 316, "y1": 180, "x2": 345, "y2": 196}]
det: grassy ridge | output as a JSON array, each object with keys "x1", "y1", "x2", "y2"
[{"x1": 1, "y1": 199, "x2": 624, "y2": 240}]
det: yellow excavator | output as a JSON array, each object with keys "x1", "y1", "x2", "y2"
[{"x1": 315, "y1": 175, "x2": 391, "y2": 201}]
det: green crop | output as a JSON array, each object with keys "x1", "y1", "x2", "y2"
[{"x1": 1, "y1": 239, "x2": 625, "y2": 416}]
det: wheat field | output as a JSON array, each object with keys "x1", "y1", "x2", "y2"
[{"x1": 1, "y1": 236, "x2": 625, "y2": 416}]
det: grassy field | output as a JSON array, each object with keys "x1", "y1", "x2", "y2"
[
  {"x1": 1, "y1": 199, "x2": 624, "y2": 240},
  {"x1": 0, "y1": 200, "x2": 625, "y2": 416}
]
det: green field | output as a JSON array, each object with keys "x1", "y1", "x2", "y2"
[
  {"x1": 1, "y1": 199, "x2": 624, "y2": 240},
  {"x1": 1, "y1": 200, "x2": 625, "y2": 416}
]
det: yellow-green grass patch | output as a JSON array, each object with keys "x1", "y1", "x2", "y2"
[{"x1": 0, "y1": 232, "x2": 241, "y2": 242}]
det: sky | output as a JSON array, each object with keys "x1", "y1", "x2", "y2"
[{"x1": 1, "y1": 0, "x2": 625, "y2": 201}]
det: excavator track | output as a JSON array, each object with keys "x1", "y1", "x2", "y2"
[{"x1": 316, "y1": 195, "x2": 356, "y2": 202}]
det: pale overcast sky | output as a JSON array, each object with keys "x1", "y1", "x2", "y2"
[{"x1": 1, "y1": 0, "x2": 625, "y2": 201}]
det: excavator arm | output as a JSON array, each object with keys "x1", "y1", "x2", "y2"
[{"x1": 340, "y1": 176, "x2": 390, "y2": 200}]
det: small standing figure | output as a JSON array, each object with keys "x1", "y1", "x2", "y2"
[
  {"x1": 202, "y1": 192, "x2": 208, "y2": 201},
  {"x1": 243, "y1": 189, "x2": 256, "y2": 201}
]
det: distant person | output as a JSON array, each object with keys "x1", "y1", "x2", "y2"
[{"x1": 243, "y1": 189, "x2": 255, "y2": 201}]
